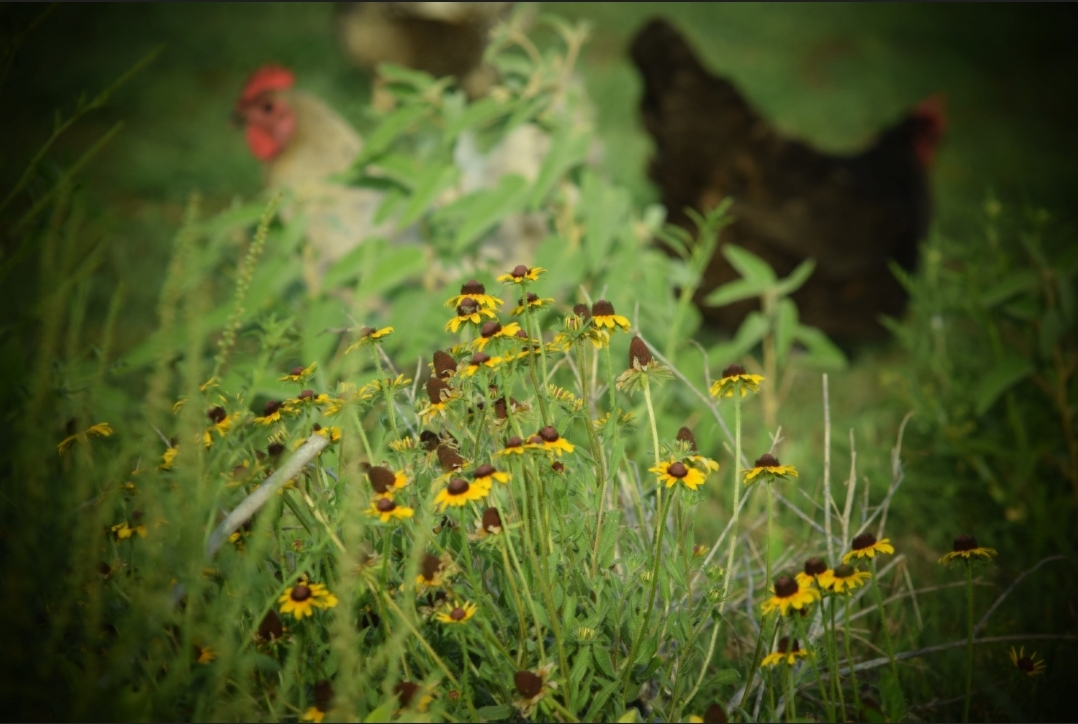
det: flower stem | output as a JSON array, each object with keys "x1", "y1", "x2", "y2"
[
  {"x1": 964, "y1": 560, "x2": 973, "y2": 723},
  {"x1": 578, "y1": 343, "x2": 610, "y2": 580},
  {"x1": 870, "y1": 559, "x2": 902, "y2": 696},
  {"x1": 642, "y1": 377, "x2": 662, "y2": 514},
  {"x1": 370, "y1": 348, "x2": 399, "y2": 438},
  {"x1": 830, "y1": 598, "x2": 847, "y2": 721},
  {"x1": 621, "y1": 490, "x2": 672, "y2": 699},
  {"x1": 844, "y1": 596, "x2": 862, "y2": 713}
]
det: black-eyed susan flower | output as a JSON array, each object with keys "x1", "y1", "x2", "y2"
[
  {"x1": 498, "y1": 264, "x2": 546, "y2": 284},
  {"x1": 709, "y1": 363, "x2": 764, "y2": 398},
  {"x1": 416, "y1": 552, "x2": 449, "y2": 589},
  {"x1": 761, "y1": 637, "x2": 809, "y2": 667},
  {"x1": 159, "y1": 445, "x2": 179, "y2": 471},
  {"x1": 420, "y1": 377, "x2": 457, "y2": 423},
  {"x1": 111, "y1": 521, "x2": 147, "y2": 540},
  {"x1": 795, "y1": 557, "x2": 836, "y2": 590},
  {"x1": 688, "y1": 703, "x2": 728, "y2": 723},
  {"x1": 394, "y1": 681, "x2": 433, "y2": 712},
  {"x1": 278, "y1": 580, "x2": 339, "y2": 620},
  {"x1": 436, "y1": 443, "x2": 467, "y2": 473},
  {"x1": 842, "y1": 532, "x2": 895, "y2": 564},
  {"x1": 368, "y1": 466, "x2": 408, "y2": 498},
  {"x1": 513, "y1": 663, "x2": 558, "y2": 719},
  {"x1": 435, "y1": 600, "x2": 477, "y2": 625},
  {"x1": 255, "y1": 399, "x2": 286, "y2": 425},
  {"x1": 279, "y1": 362, "x2": 317, "y2": 383},
  {"x1": 471, "y1": 320, "x2": 522, "y2": 352},
  {"x1": 743, "y1": 453, "x2": 798, "y2": 485},
  {"x1": 344, "y1": 326, "x2": 393, "y2": 354},
  {"x1": 591, "y1": 299, "x2": 630, "y2": 332},
  {"x1": 446, "y1": 297, "x2": 497, "y2": 333},
  {"x1": 256, "y1": 609, "x2": 285, "y2": 643},
  {"x1": 827, "y1": 563, "x2": 871, "y2": 594},
  {"x1": 472, "y1": 463, "x2": 511, "y2": 487},
  {"x1": 366, "y1": 497, "x2": 414, "y2": 523},
  {"x1": 532, "y1": 426, "x2": 574, "y2": 456},
  {"x1": 203, "y1": 406, "x2": 240, "y2": 447},
  {"x1": 58, "y1": 420, "x2": 113, "y2": 455},
  {"x1": 434, "y1": 477, "x2": 488, "y2": 511},
  {"x1": 616, "y1": 336, "x2": 673, "y2": 391},
  {"x1": 432, "y1": 349, "x2": 458, "y2": 379},
  {"x1": 762, "y1": 574, "x2": 820, "y2": 616},
  {"x1": 938, "y1": 534, "x2": 998, "y2": 565},
  {"x1": 512, "y1": 292, "x2": 553, "y2": 316},
  {"x1": 1009, "y1": 646, "x2": 1046, "y2": 677},
  {"x1": 650, "y1": 460, "x2": 707, "y2": 491},
  {"x1": 461, "y1": 351, "x2": 502, "y2": 377},
  {"x1": 479, "y1": 507, "x2": 504, "y2": 536},
  {"x1": 672, "y1": 427, "x2": 721, "y2": 474},
  {"x1": 445, "y1": 279, "x2": 503, "y2": 310},
  {"x1": 301, "y1": 680, "x2": 334, "y2": 723},
  {"x1": 497, "y1": 436, "x2": 526, "y2": 456},
  {"x1": 312, "y1": 423, "x2": 341, "y2": 443},
  {"x1": 195, "y1": 644, "x2": 216, "y2": 664}
]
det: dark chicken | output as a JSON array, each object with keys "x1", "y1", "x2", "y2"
[{"x1": 631, "y1": 19, "x2": 946, "y2": 340}]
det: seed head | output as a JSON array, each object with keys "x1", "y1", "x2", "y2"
[
  {"x1": 449, "y1": 606, "x2": 467, "y2": 621},
  {"x1": 207, "y1": 406, "x2": 227, "y2": 424},
  {"x1": 539, "y1": 426, "x2": 560, "y2": 442},
  {"x1": 473, "y1": 463, "x2": 496, "y2": 479},
  {"x1": 426, "y1": 377, "x2": 450, "y2": 405},
  {"x1": 368, "y1": 466, "x2": 396, "y2": 494},
  {"x1": 258, "y1": 610, "x2": 283, "y2": 641},
  {"x1": 773, "y1": 575, "x2": 798, "y2": 598},
  {"x1": 394, "y1": 681, "x2": 420, "y2": 707},
  {"x1": 437, "y1": 445, "x2": 464, "y2": 472},
  {"x1": 447, "y1": 478, "x2": 469, "y2": 495},
  {"x1": 514, "y1": 670, "x2": 543, "y2": 698},
  {"x1": 572, "y1": 303, "x2": 592, "y2": 320},
  {"x1": 804, "y1": 557, "x2": 828, "y2": 576},
  {"x1": 722, "y1": 363, "x2": 746, "y2": 378},
  {"x1": 420, "y1": 553, "x2": 441, "y2": 581},
  {"x1": 754, "y1": 453, "x2": 780, "y2": 468},
  {"x1": 461, "y1": 279, "x2": 486, "y2": 296},
  {"x1": 676, "y1": 426, "x2": 697, "y2": 451},
  {"x1": 482, "y1": 507, "x2": 503, "y2": 533},
  {"x1": 851, "y1": 532, "x2": 878, "y2": 551},
  {"x1": 291, "y1": 585, "x2": 312, "y2": 602},
  {"x1": 480, "y1": 321, "x2": 502, "y2": 338},
  {"x1": 629, "y1": 336, "x2": 652, "y2": 367},
  {"x1": 375, "y1": 498, "x2": 396, "y2": 513},
  {"x1": 667, "y1": 461, "x2": 688, "y2": 478},
  {"x1": 592, "y1": 299, "x2": 616, "y2": 317},
  {"x1": 511, "y1": 264, "x2": 529, "y2": 278},
  {"x1": 263, "y1": 400, "x2": 282, "y2": 416},
  {"x1": 433, "y1": 350, "x2": 457, "y2": 378},
  {"x1": 953, "y1": 533, "x2": 978, "y2": 552}
]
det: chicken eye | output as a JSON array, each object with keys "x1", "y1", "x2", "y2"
[{"x1": 262, "y1": 101, "x2": 274, "y2": 113}]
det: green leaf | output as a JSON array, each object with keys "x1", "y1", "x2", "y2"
[
  {"x1": 710, "y1": 669, "x2": 740, "y2": 685},
  {"x1": 709, "y1": 311, "x2": 769, "y2": 362},
  {"x1": 593, "y1": 646, "x2": 615, "y2": 678},
  {"x1": 397, "y1": 162, "x2": 459, "y2": 227},
  {"x1": 975, "y1": 355, "x2": 1033, "y2": 415},
  {"x1": 570, "y1": 646, "x2": 592, "y2": 688},
  {"x1": 376, "y1": 62, "x2": 436, "y2": 91},
  {"x1": 528, "y1": 126, "x2": 592, "y2": 210},
  {"x1": 702, "y1": 277, "x2": 772, "y2": 307},
  {"x1": 774, "y1": 258, "x2": 815, "y2": 297},
  {"x1": 1039, "y1": 308, "x2": 1068, "y2": 357},
  {"x1": 775, "y1": 298, "x2": 799, "y2": 367},
  {"x1": 445, "y1": 174, "x2": 530, "y2": 254},
  {"x1": 444, "y1": 97, "x2": 508, "y2": 141},
  {"x1": 585, "y1": 678, "x2": 620, "y2": 722},
  {"x1": 617, "y1": 708, "x2": 641, "y2": 723},
  {"x1": 793, "y1": 324, "x2": 847, "y2": 369},
  {"x1": 475, "y1": 704, "x2": 513, "y2": 721},
  {"x1": 582, "y1": 170, "x2": 632, "y2": 273},
  {"x1": 722, "y1": 243, "x2": 776, "y2": 283},
  {"x1": 364, "y1": 701, "x2": 396, "y2": 723},
  {"x1": 352, "y1": 104, "x2": 429, "y2": 168},
  {"x1": 979, "y1": 270, "x2": 1038, "y2": 308}
]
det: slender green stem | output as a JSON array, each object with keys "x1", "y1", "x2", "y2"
[
  {"x1": 798, "y1": 610, "x2": 833, "y2": 721},
  {"x1": 765, "y1": 480, "x2": 775, "y2": 598},
  {"x1": 870, "y1": 559, "x2": 902, "y2": 694},
  {"x1": 642, "y1": 377, "x2": 662, "y2": 515},
  {"x1": 844, "y1": 596, "x2": 861, "y2": 713},
  {"x1": 499, "y1": 536, "x2": 529, "y2": 666},
  {"x1": 577, "y1": 342, "x2": 610, "y2": 579},
  {"x1": 964, "y1": 560, "x2": 974, "y2": 723},
  {"x1": 503, "y1": 532, "x2": 547, "y2": 662},
  {"x1": 370, "y1": 347, "x2": 399, "y2": 438},
  {"x1": 786, "y1": 661, "x2": 795, "y2": 722},
  {"x1": 830, "y1": 598, "x2": 847, "y2": 722},
  {"x1": 740, "y1": 479, "x2": 776, "y2": 709}
]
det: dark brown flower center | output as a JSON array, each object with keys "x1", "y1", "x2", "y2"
[
  {"x1": 263, "y1": 399, "x2": 282, "y2": 416},
  {"x1": 953, "y1": 533, "x2": 978, "y2": 552},
  {"x1": 527, "y1": 435, "x2": 544, "y2": 445},
  {"x1": 703, "y1": 703, "x2": 728, "y2": 723},
  {"x1": 506, "y1": 436, "x2": 523, "y2": 448},
  {"x1": 426, "y1": 377, "x2": 450, "y2": 405},
  {"x1": 552, "y1": 461, "x2": 565, "y2": 473},
  {"x1": 804, "y1": 557, "x2": 828, "y2": 576},
  {"x1": 512, "y1": 264, "x2": 529, "y2": 278},
  {"x1": 629, "y1": 336, "x2": 652, "y2": 367},
  {"x1": 525, "y1": 292, "x2": 539, "y2": 303},
  {"x1": 851, "y1": 532, "x2": 877, "y2": 550},
  {"x1": 394, "y1": 681, "x2": 420, "y2": 707},
  {"x1": 437, "y1": 445, "x2": 464, "y2": 471},
  {"x1": 514, "y1": 670, "x2": 543, "y2": 698},
  {"x1": 592, "y1": 299, "x2": 615, "y2": 317},
  {"x1": 473, "y1": 463, "x2": 496, "y2": 479},
  {"x1": 1017, "y1": 656, "x2": 1035, "y2": 673},
  {"x1": 433, "y1": 350, "x2": 457, "y2": 378},
  {"x1": 480, "y1": 321, "x2": 502, "y2": 338},
  {"x1": 539, "y1": 426, "x2": 560, "y2": 442},
  {"x1": 450, "y1": 606, "x2": 467, "y2": 621},
  {"x1": 773, "y1": 575, "x2": 798, "y2": 598},
  {"x1": 258, "y1": 609, "x2": 283, "y2": 640},
  {"x1": 668, "y1": 462, "x2": 689, "y2": 478},
  {"x1": 470, "y1": 352, "x2": 490, "y2": 366},
  {"x1": 457, "y1": 298, "x2": 478, "y2": 315},
  {"x1": 494, "y1": 397, "x2": 507, "y2": 419},
  {"x1": 207, "y1": 406, "x2": 227, "y2": 423},
  {"x1": 572, "y1": 303, "x2": 592, "y2": 320},
  {"x1": 833, "y1": 564, "x2": 855, "y2": 579},
  {"x1": 376, "y1": 498, "x2": 396, "y2": 513},
  {"x1": 676, "y1": 426, "x2": 697, "y2": 451},
  {"x1": 300, "y1": 389, "x2": 316, "y2": 400},
  {"x1": 368, "y1": 466, "x2": 395, "y2": 494},
  {"x1": 722, "y1": 363, "x2": 746, "y2": 378},
  {"x1": 482, "y1": 507, "x2": 503, "y2": 532},
  {"x1": 754, "y1": 453, "x2": 780, "y2": 468},
  {"x1": 313, "y1": 680, "x2": 334, "y2": 711},
  {"x1": 448, "y1": 478, "x2": 470, "y2": 495},
  {"x1": 420, "y1": 430, "x2": 440, "y2": 451},
  {"x1": 420, "y1": 553, "x2": 441, "y2": 581},
  {"x1": 461, "y1": 279, "x2": 485, "y2": 295},
  {"x1": 776, "y1": 636, "x2": 800, "y2": 654},
  {"x1": 267, "y1": 442, "x2": 284, "y2": 457},
  {"x1": 291, "y1": 585, "x2": 312, "y2": 602},
  {"x1": 290, "y1": 365, "x2": 306, "y2": 377},
  {"x1": 360, "y1": 326, "x2": 376, "y2": 338}
]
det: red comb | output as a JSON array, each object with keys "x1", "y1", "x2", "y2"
[
  {"x1": 915, "y1": 93, "x2": 947, "y2": 131},
  {"x1": 240, "y1": 65, "x2": 295, "y2": 103}
]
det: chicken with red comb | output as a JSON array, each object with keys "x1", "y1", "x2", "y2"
[{"x1": 234, "y1": 64, "x2": 394, "y2": 293}]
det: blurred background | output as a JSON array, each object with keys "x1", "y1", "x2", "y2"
[{"x1": 2, "y1": 3, "x2": 1077, "y2": 719}]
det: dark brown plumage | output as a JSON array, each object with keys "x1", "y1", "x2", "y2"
[{"x1": 631, "y1": 19, "x2": 945, "y2": 340}]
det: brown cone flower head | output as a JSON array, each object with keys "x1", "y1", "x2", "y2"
[
  {"x1": 448, "y1": 478, "x2": 470, "y2": 495},
  {"x1": 572, "y1": 303, "x2": 592, "y2": 321},
  {"x1": 375, "y1": 498, "x2": 396, "y2": 513},
  {"x1": 629, "y1": 336, "x2": 652, "y2": 368},
  {"x1": 433, "y1": 350, "x2": 457, "y2": 378},
  {"x1": 482, "y1": 507, "x2": 503, "y2": 533},
  {"x1": 514, "y1": 670, "x2": 543, "y2": 698},
  {"x1": 667, "y1": 462, "x2": 689, "y2": 478},
  {"x1": 263, "y1": 399, "x2": 282, "y2": 416},
  {"x1": 703, "y1": 703, "x2": 728, "y2": 723},
  {"x1": 592, "y1": 299, "x2": 616, "y2": 317},
  {"x1": 953, "y1": 534, "x2": 978, "y2": 552},
  {"x1": 258, "y1": 610, "x2": 283, "y2": 641},
  {"x1": 473, "y1": 463, "x2": 496, "y2": 479},
  {"x1": 722, "y1": 363, "x2": 747, "y2": 378},
  {"x1": 368, "y1": 466, "x2": 396, "y2": 494},
  {"x1": 291, "y1": 585, "x2": 312, "y2": 602},
  {"x1": 804, "y1": 557, "x2": 828, "y2": 576},
  {"x1": 207, "y1": 406, "x2": 227, "y2": 424},
  {"x1": 480, "y1": 321, "x2": 502, "y2": 338},
  {"x1": 773, "y1": 575, "x2": 798, "y2": 598},
  {"x1": 420, "y1": 553, "x2": 442, "y2": 581},
  {"x1": 851, "y1": 532, "x2": 878, "y2": 551},
  {"x1": 461, "y1": 279, "x2": 486, "y2": 296},
  {"x1": 395, "y1": 681, "x2": 420, "y2": 707},
  {"x1": 676, "y1": 426, "x2": 697, "y2": 451},
  {"x1": 426, "y1": 377, "x2": 450, "y2": 405},
  {"x1": 539, "y1": 426, "x2": 560, "y2": 442},
  {"x1": 437, "y1": 445, "x2": 465, "y2": 472}
]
